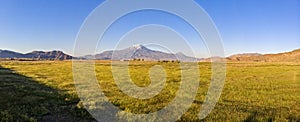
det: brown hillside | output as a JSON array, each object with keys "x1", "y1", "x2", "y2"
[
  {"x1": 263, "y1": 49, "x2": 300, "y2": 62},
  {"x1": 209, "y1": 49, "x2": 300, "y2": 62}
]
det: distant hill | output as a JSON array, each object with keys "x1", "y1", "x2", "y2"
[
  {"x1": 226, "y1": 49, "x2": 300, "y2": 62},
  {"x1": 25, "y1": 51, "x2": 73, "y2": 60},
  {"x1": 0, "y1": 50, "x2": 24, "y2": 58},
  {"x1": 226, "y1": 53, "x2": 264, "y2": 62},
  {"x1": 0, "y1": 50, "x2": 73, "y2": 60},
  {"x1": 263, "y1": 49, "x2": 300, "y2": 62},
  {"x1": 89, "y1": 45, "x2": 199, "y2": 62}
]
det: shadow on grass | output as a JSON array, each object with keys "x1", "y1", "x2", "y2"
[{"x1": 0, "y1": 65, "x2": 94, "y2": 121}]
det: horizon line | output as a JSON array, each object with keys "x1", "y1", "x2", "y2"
[{"x1": 1, "y1": 46, "x2": 300, "y2": 59}]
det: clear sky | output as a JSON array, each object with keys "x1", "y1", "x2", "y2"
[{"x1": 0, "y1": 0, "x2": 299, "y2": 57}]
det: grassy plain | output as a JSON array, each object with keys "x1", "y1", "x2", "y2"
[{"x1": 0, "y1": 61, "x2": 299, "y2": 121}]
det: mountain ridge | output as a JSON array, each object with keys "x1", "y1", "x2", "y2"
[
  {"x1": 1, "y1": 46, "x2": 300, "y2": 62},
  {"x1": 224, "y1": 49, "x2": 300, "y2": 62},
  {"x1": 0, "y1": 50, "x2": 73, "y2": 60},
  {"x1": 91, "y1": 45, "x2": 199, "y2": 62}
]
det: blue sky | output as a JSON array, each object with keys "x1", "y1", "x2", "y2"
[{"x1": 0, "y1": 0, "x2": 299, "y2": 57}]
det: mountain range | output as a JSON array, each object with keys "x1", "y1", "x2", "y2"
[
  {"x1": 226, "y1": 49, "x2": 300, "y2": 62},
  {"x1": 90, "y1": 45, "x2": 198, "y2": 62},
  {"x1": 0, "y1": 50, "x2": 72, "y2": 60},
  {"x1": 0, "y1": 45, "x2": 300, "y2": 62}
]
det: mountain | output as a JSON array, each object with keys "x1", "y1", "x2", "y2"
[
  {"x1": 1, "y1": 47, "x2": 299, "y2": 62},
  {"x1": 92, "y1": 45, "x2": 199, "y2": 62},
  {"x1": 263, "y1": 49, "x2": 300, "y2": 62},
  {"x1": 226, "y1": 49, "x2": 300, "y2": 62},
  {"x1": 0, "y1": 50, "x2": 25, "y2": 58},
  {"x1": 226, "y1": 53, "x2": 264, "y2": 62},
  {"x1": 24, "y1": 50, "x2": 73, "y2": 60},
  {"x1": 87, "y1": 46, "x2": 300, "y2": 62},
  {"x1": 0, "y1": 50, "x2": 73, "y2": 60}
]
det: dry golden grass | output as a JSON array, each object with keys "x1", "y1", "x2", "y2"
[{"x1": 0, "y1": 61, "x2": 299, "y2": 121}]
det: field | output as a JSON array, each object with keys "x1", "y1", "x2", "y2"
[{"x1": 0, "y1": 61, "x2": 299, "y2": 121}]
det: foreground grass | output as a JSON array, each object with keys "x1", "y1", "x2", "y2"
[
  {"x1": 0, "y1": 61, "x2": 299, "y2": 121},
  {"x1": 0, "y1": 62, "x2": 93, "y2": 121}
]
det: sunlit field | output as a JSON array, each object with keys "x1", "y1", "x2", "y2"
[{"x1": 0, "y1": 61, "x2": 299, "y2": 121}]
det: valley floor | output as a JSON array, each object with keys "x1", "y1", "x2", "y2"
[{"x1": 0, "y1": 61, "x2": 299, "y2": 121}]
